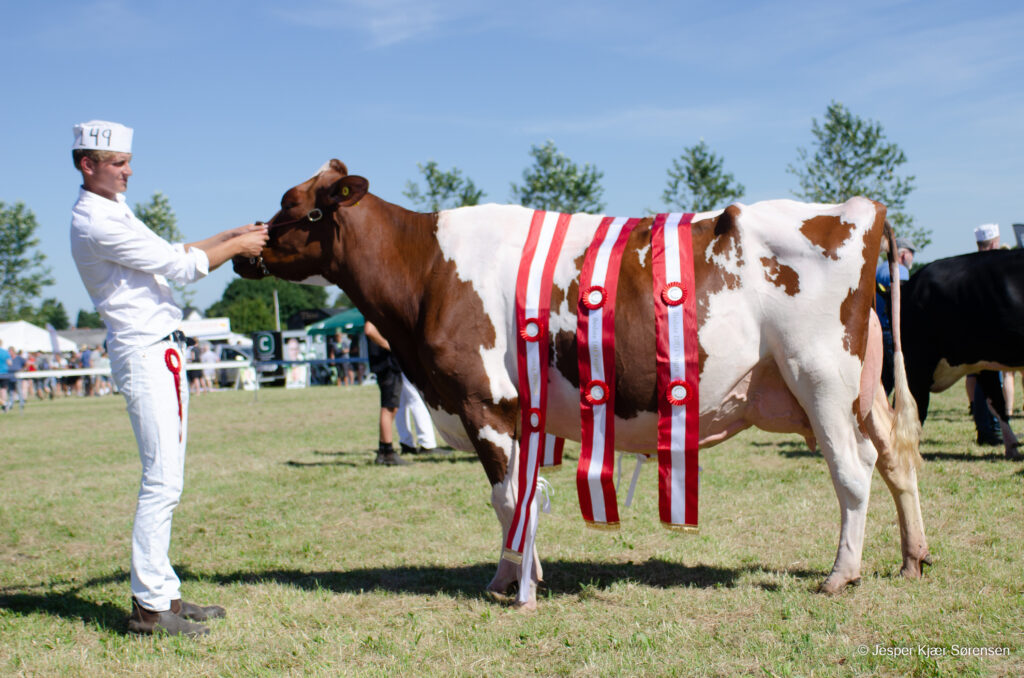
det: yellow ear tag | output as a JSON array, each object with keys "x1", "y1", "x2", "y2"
[{"x1": 341, "y1": 186, "x2": 350, "y2": 197}]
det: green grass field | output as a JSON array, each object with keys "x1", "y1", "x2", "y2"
[{"x1": 1, "y1": 383, "x2": 1021, "y2": 677}]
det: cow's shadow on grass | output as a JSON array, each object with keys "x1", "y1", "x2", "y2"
[
  {"x1": 208, "y1": 558, "x2": 823, "y2": 599},
  {"x1": 1, "y1": 559, "x2": 826, "y2": 629},
  {"x1": 747, "y1": 440, "x2": 818, "y2": 458}
]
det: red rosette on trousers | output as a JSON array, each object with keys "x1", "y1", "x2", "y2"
[
  {"x1": 580, "y1": 285, "x2": 606, "y2": 310},
  {"x1": 584, "y1": 379, "x2": 610, "y2": 406},
  {"x1": 666, "y1": 379, "x2": 693, "y2": 407},
  {"x1": 661, "y1": 282, "x2": 687, "y2": 306}
]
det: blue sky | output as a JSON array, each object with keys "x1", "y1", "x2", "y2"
[{"x1": 2, "y1": 0, "x2": 1022, "y2": 319}]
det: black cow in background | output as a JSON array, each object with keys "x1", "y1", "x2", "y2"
[{"x1": 899, "y1": 248, "x2": 1024, "y2": 459}]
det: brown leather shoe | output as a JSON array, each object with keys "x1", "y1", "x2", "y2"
[
  {"x1": 128, "y1": 598, "x2": 209, "y2": 637},
  {"x1": 171, "y1": 598, "x2": 226, "y2": 621}
]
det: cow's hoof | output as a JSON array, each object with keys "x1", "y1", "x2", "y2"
[
  {"x1": 900, "y1": 553, "x2": 934, "y2": 579},
  {"x1": 512, "y1": 599, "x2": 537, "y2": 612},
  {"x1": 818, "y1": 575, "x2": 860, "y2": 595},
  {"x1": 484, "y1": 589, "x2": 514, "y2": 604}
]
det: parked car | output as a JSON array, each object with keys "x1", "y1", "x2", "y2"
[{"x1": 216, "y1": 345, "x2": 253, "y2": 388}]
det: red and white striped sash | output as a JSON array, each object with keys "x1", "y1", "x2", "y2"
[
  {"x1": 542, "y1": 434, "x2": 563, "y2": 467},
  {"x1": 651, "y1": 212, "x2": 699, "y2": 531},
  {"x1": 504, "y1": 210, "x2": 571, "y2": 561},
  {"x1": 575, "y1": 216, "x2": 639, "y2": 528}
]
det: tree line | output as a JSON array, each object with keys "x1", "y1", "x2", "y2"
[{"x1": 2, "y1": 101, "x2": 926, "y2": 334}]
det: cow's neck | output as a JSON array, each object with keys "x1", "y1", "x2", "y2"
[{"x1": 330, "y1": 194, "x2": 440, "y2": 349}]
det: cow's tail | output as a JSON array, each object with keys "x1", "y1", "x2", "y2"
[{"x1": 884, "y1": 220, "x2": 923, "y2": 469}]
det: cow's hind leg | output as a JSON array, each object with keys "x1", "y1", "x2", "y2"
[
  {"x1": 863, "y1": 387, "x2": 931, "y2": 578},
  {"x1": 777, "y1": 355, "x2": 877, "y2": 594},
  {"x1": 818, "y1": 430, "x2": 878, "y2": 594}
]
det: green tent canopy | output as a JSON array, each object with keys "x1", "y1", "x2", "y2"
[{"x1": 306, "y1": 308, "x2": 365, "y2": 336}]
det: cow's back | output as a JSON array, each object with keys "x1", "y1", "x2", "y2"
[{"x1": 433, "y1": 198, "x2": 885, "y2": 452}]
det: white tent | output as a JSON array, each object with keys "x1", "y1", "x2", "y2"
[{"x1": 0, "y1": 321, "x2": 79, "y2": 353}]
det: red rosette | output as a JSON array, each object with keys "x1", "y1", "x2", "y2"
[
  {"x1": 580, "y1": 285, "x2": 606, "y2": 310},
  {"x1": 584, "y1": 379, "x2": 610, "y2": 406},
  {"x1": 164, "y1": 348, "x2": 182, "y2": 374},
  {"x1": 661, "y1": 282, "x2": 687, "y2": 306},
  {"x1": 666, "y1": 379, "x2": 693, "y2": 406},
  {"x1": 520, "y1": 318, "x2": 542, "y2": 342}
]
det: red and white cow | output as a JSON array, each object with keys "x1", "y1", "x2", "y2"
[{"x1": 234, "y1": 159, "x2": 929, "y2": 607}]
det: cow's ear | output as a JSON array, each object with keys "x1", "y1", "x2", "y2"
[{"x1": 328, "y1": 175, "x2": 368, "y2": 207}]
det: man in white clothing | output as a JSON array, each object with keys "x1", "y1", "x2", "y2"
[
  {"x1": 69, "y1": 120, "x2": 268, "y2": 637},
  {"x1": 397, "y1": 374, "x2": 438, "y2": 455}
]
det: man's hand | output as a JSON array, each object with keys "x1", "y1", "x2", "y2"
[
  {"x1": 188, "y1": 223, "x2": 269, "y2": 271},
  {"x1": 231, "y1": 224, "x2": 269, "y2": 258},
  {"x1": 225, "y1": 223, "x2": 266, "y2": 240}
]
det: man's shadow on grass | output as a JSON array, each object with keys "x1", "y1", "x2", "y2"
[
  {"x1": 0, "y1": 571, "x2": 132, "y2": 634},
  {"x1": 208, "y1": 558, "x2": 823, "y2": 599},
  {"x1": 286, "y1": 447, "x2": 475, "y2": 468}
]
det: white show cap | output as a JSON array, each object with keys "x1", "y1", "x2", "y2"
[
  {"x1": 72, "y1": 120, "x2": 133, "y2": 153},
  {"x1": 974, "y1": 223, "x2": 999, "y2": 242}
]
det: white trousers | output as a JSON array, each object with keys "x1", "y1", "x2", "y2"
[
  {"x1": 397, "y1": 374, "x2": 436, "y2": 449},
  {"x1": 112, "y1": 339, "x2": 189, "y2": 611}
]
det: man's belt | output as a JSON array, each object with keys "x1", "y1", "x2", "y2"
[{"x1": 161, "y1": 330, "x2": 187, "y2": 345}]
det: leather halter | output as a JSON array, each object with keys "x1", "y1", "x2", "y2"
[{"x1": 248, "y1": 208, "x2": 324, "y2": 277}]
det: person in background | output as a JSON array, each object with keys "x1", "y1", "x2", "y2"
[
  {"x1": 199, "y1": 342, "x2": 217, "y2": 393},
  {"x1": 94, "y1": 349, "x2": 112, "y2": 395},
  {"x1": 80, "y1": 344, "x2": 94, "y2": 396},
  {"x1": 338, "y1": 331, "x2": 353, "y2": 386},
  {"x1": 967, "y1": 223, "x2": 1014, "y2": 447},
  {"x1": 70, "y1": 119, "x2": 268, "y2": 637},
  {"x1": 34, "y1": 351, "x2": 55, "y2": 400},
  {"x1": 7, "y1": 348, "x2": 26, "y2": 412},
  {"x1": 397, "y1": 375, "x2": 440, "y2": 456},
  {"x1": 363, "y1": 321, "x2": 413, "y2": 466},
  {"x1": 0, "y1": 340, "x2": 9, "y2": 411}
]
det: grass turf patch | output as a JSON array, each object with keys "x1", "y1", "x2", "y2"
[{"x1": 1, "y1": 384, "x2": 1021, "y2": 676}]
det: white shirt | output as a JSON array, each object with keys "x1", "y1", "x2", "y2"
[{"x1": 70, "y1": 188, "x2": 209, "y2": 364}]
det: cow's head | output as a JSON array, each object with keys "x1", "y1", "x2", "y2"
[{"x1": 233, "y1": 159, "x2": 368, "y2": 282}]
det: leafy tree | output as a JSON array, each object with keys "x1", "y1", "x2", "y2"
[
  {"x1": 207, "y1": 278, "x2": 328, "y2": 332},
  {"x1": 215, "y1": 297, "x2": 275, "y2": 335},
  {"x1": 787, "y1": 101, "x2": 929, "y2": 249},
  {"x1": 663, "y1": 140, "x2": 745, "y2": 212},
  {"x1": 333, "y1": 290, "x2": 354, "y2": 309},
  {"x1": 135, "y1": 192, "x2": 195, "y2": 307},
  {"x1": 0, "y1": 201, "x2": 53, "y2": 321},
  {"x1": 403, "y1": 161, "x2": 484, "y2": 211},
  {"x1": 510, "y1": 140, "x2": 606, "y2": 214},
  {"x1": 76, "y1": 309, "x2": 104, "y2": 328},
  {"x1": 36, "y1": 298, "x2": 70, "y2": 330}
]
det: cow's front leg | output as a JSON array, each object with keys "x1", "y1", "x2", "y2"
[
  {"x1": 457, "y1": 406, "x2": 541, "y2": 609},
  {"x1": 486, "y1": 450, "x2": 542, "y2": 610}
]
